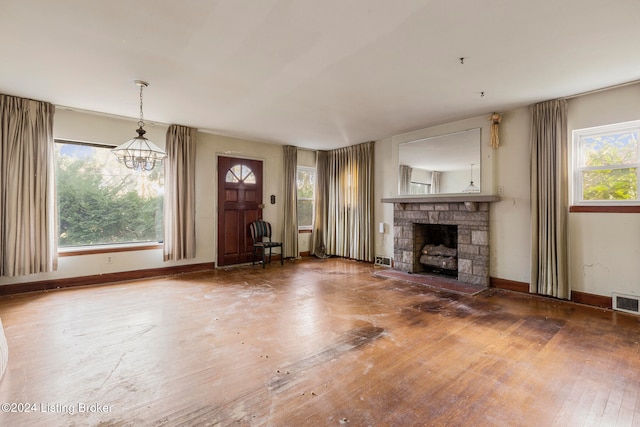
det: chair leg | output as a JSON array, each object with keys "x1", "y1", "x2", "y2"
[
  {"x1": 252, "y1": 247, "x2": 256, "y2": 266},
  {"x1": 262, "y1": 247, "x2": 266, "y2": 269},
  {"x1": 281, "y1": 244, "x2": 284, "y2": 265}
]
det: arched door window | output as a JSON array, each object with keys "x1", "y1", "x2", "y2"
[{"x1": 225, "y1": 164, "x2": 256, "y2": 184}]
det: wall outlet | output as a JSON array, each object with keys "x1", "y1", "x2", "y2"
[
  {"x1": 106, "y1": 256, "x2": 113, "y2": 264},
  {"x1": 497, "y1": 186, "x2": 505, "y2": 195}
]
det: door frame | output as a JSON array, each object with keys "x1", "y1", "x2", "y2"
[{"x1": 215, "y1": 153, "x2": 266, "y2": 267}]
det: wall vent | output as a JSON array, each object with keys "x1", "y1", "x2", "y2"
[
  {"x1": 612, "y1": 293, "x2": 640, "y2": 315},
  {"x1": 374, "y1": 256, "x2": 392, "y2": 268}
]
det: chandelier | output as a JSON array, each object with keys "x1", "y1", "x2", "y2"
[
  {"x1": 112, "y1": 80, "x2": 166, "y2": 171},
  {"x1": 463, "y1": 163, "x2": 480, "y2": 193}
]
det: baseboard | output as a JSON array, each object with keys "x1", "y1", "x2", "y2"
[
  {"x1": 490, "y1": 277, "x2": 529, "y2": 293},
  {"x1": 299, "y1": 251, "x2": 311, "y2": 257},
  {"x1": 1, "y1": 266, "x2": 616, "y2": 311},
  {"x1": 490, "y1": 277, "x2": 613, "y2": 310},
  {"x1": 571, "y1": 290, "x2": 612, "y2": 309},
  {"x1": 0, "y1": 262, "x2": 215, "y2": 297}
]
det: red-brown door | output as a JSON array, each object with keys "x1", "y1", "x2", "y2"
[{"x1": 217, "y1": 156, "x2": 263, "y2": 266}]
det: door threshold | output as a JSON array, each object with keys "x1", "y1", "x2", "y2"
[{"x1": 216, "y1": 262, "x2": 255, "y2": 270}]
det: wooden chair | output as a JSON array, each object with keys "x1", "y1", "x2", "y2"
[{"x1": 249, "y1": 220, "x2": 283, "y2": 268}]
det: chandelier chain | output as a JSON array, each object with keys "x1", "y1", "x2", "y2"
[{"x1": 138, "y1": 84, "x2": 145, "y2": 129}]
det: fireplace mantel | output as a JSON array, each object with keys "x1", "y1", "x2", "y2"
[
  {"x1": 382, "y1": 195, "x2": 500, "y2": 212},
  {"x1": 381, "y1": 195, "x2": 500, "y2": 204}
]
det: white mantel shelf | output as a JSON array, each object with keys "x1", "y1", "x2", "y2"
[{"x1": 381, "y1": 195, "x2": 501, "y2": 204}]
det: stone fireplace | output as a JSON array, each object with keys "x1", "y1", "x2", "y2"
[{"x1": 383, "y1": 196, "x2": 499, "y2": 287}]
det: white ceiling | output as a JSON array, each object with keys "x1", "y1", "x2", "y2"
[{"x1": 2, "y1": 0, "x2": 640, "y2": 150}]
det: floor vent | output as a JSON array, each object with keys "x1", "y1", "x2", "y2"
[
  {"x1": 612, "y1": 293, "x2": 640, "y2": 315},
  {"x1": 374, "y1": 256, "x2": 392, "y2": 268}
]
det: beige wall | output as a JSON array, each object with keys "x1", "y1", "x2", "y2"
[
  {"x1": 375, "y1": 82, "x2": 640, "y2": 298},
  {"x1": 491, "y1": 107, "x2": 532, "y2": 284},
  {"x1": 0, "y1": 109, "x2": 284, "y2": 286},
  {"x1": 374, "y1": 137, "x2": 395, "y2": 260},
  {"x1": 566, "y1": 84, "x2": 640, "y2": 297},
  {"x1": 3, "y1": 83, "x2": 640, "y2": 299},
  {"x1": 197, "y1": 130, "x2": 284, "y2": 264}
]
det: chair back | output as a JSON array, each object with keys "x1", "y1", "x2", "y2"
[{"x1": 249, "y1": 220, "x2": 272, "y2": 243}]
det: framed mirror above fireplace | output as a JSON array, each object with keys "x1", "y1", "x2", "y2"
[{"x1": 397, "y1": 128, "x2": 481, "y2": 196}]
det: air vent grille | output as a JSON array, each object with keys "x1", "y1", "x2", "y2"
[
  {"x1": 374, "y1": 256, "x2": 392, "y2": 268},
  {"x1": 613, "y1": 293, "x2": 640, "y2": 315}
]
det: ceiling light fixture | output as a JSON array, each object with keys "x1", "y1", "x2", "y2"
[
  {"x1": 112, "y1": 80, "x2": 166, "y2": 171},
  {"x1": 463, "y1": 163, "x2": 480, "y2": 193}
]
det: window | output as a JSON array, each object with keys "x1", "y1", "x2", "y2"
[
  {"x1": 225, "y1": 164, "x2": 255, "y2": 184},
  {"x1": 297, "y1": 166, "x2": 316, "y2": 230},
  {"x1": 572, "y1": 120, "x2": 640, "y2": 206},
  {"x1": 55, "y1": 140, "x2": 164, "y2": 247},
  {"x1": 409, "y1": 182, "x2": 431, "y2": 195}
]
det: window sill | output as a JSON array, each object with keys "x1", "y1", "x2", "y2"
[
  {"x1": 59, "y1": 243, "x2": 163, "y2": 257},
  {"x1": 570, "y1": 205, "x2": 640, "y2": 213}
]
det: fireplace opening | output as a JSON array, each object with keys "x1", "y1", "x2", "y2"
[{"x1": 414, "y1": 224, "x2": 458, "y2": 278}]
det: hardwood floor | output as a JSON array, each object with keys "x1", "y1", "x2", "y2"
[{"x1": 0, "y1": 257, "x2": 638, "y2": 426}]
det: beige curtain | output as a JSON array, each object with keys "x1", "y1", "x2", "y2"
[
  {"x1": 311, "y1": 150, "x2": 329, "y2": 258},
  {"x1": 163, "y1": 124, "x2": 197, "y2": 261},
  {"x1": 398, "y1": 164, "x2": 412, "y2": 194},
  {"x1": 282, "y1": 145, "x2": 298, "y2": 258},
  {"x1": 0, "y1": 94, "x2": 57, "y2": 276},
  {"x1": 322, "y1": 141, "x2": 374, "y2": 262},
  {"x1": 430, "y1": 171, "x2": 441, "y2": 194},
  {"x1": 530, "y1": 99, "x2": 569, "y2": 299}
]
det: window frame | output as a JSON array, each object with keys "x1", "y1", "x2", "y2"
[
  {"x1": 54, "y1": 138, "x2": 165, "y2": 251},
  {"x1": 225, "y1": 164, "x2": 256, "y2": 184},
  {"x1": 571, "y1": 120, "x2": 640, "y2": 207},
  {"x1": 296, "y1": 166, "x2": 316, "y2": 231}
]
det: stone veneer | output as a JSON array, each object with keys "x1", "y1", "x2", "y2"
[{"x1": 393, "y1": 201, "x2": 491, "y2": 287}]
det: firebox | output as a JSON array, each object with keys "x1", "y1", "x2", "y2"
[{"x1": 414, "y1": 224, "x2": 458, "y2": 278}]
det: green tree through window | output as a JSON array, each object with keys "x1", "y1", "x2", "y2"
[
  {"x1": 297, "y1": 167, "x2": 315, "y2": 229},
  {"x1": 573, "y1": 121, "x2": 640, "y2": 204},
  {"x1": 581, "y1": 133, "x2": 637, "y2": 200},
  {"x1": 56, "y1": 141, "x2": 164, "y2": 246}
]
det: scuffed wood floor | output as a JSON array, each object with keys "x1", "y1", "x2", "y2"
[{"x1": 0, "y1": 257, "x2": 639, "y2": 426}]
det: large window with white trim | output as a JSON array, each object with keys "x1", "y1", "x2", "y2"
[
  {"x1": 55, "y1": 140, "x2": 164, "y2": 247},
  {"x1": 572, "y1": 120, "x2": 640, "y2": 205}
]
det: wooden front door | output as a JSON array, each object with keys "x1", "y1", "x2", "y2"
[{"x1": 217, "y1": 156, "x2": 263, "y2": 266}]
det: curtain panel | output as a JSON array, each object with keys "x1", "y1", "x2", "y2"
[
  {"x1": 0, "y1": 94, "x2": 57, "y2": 276},
  {"x1": 430, "y1": 171, "x2": 441, "y2": 194},
  {"x1": 530, "y1": 99, "x2": 569, "y2": 299},
  {"x1": 398, "y1": 164, "x2": 412, "y2": 194},
  {"x1": 163, "y1": 124, "x2": 197, "y2": 261},
  {"x1": 319, "y1": 141, "x2": 374, "y2": 262},
  {"x1": 311, "y1": 150, "x2": 329, "y2": 258},
  {"x1": 282, "y1": 145, "x2": 298, "y2": 258}
]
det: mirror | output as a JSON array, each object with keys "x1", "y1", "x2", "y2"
[{"x1": 398, "y1": 128, "x2": 481, "y2": 195}]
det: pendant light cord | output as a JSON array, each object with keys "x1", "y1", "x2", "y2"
[{"x1": 138, "y1": 84, "x2": 145, "y2": 129}]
